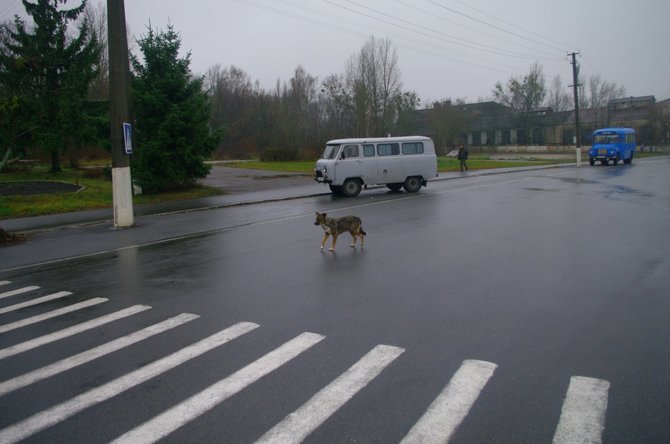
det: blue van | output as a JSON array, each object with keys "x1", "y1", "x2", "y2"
[{"x1": 589, "y1": 128, "x2": 637, "y2": 166}]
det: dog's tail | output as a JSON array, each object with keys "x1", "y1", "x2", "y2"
[{"x1": 359, "y1": 227, "x2": 367, "y2": 236}]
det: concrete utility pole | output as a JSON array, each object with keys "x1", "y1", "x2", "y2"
[
  {"x1": 569, "y1": 52, "x2": 582, "y2": 166},
  {"x1": 107, "y1": 0, "x2": 134, "y2": 227}
]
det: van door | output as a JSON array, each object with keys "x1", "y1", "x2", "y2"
[
  {"x1": 334, "y1": 144, "x2": 363, "y2": 184},
  {"x1": 375, "y1": 142, "x2": 403, "y2": 183},
  {"x1": 362, "y1": 143, "x2": 378, "y2": 184}
]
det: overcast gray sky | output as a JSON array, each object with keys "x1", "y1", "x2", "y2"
[{"x1": 2, "y1": 0, "x2": 669, "y2": 104}]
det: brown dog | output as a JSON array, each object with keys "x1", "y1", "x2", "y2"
[{"x1": 314, "y1": 212, "x2": 366, "y2": 251}]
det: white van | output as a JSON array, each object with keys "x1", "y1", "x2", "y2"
[{"x1": 314, "y1": 136, "x2": 438, "y2": 197}]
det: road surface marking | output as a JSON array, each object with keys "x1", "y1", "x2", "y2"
[
  {"x1": 0, "y1": 281, "x2": 10, "y2": 286},
  {"x1": 111, "y1": 331, "x2": 325, "y2": 444},
  {"x1": 255, "y1": 344, "x2": 405, "y2": 444},
  {"x1": 0, "y1": 313, "x2": 199, "y2": 397},
  {"x1": 552, "y1": 376, "x2": 610, "y2": 444},
  {"x1": 0, "y1": 285, "x2": 40, "y2": 300},
  {"x1": 0, "y1": 291, "x2": 73, "y2": 315},
  {"x1": 0, "y1": 321, "x2": 259, "y2": 444},
  {"x1": 400, "y1": 359, "x2": 498, "y2": 444},
  {"x1": 0, "y1": 297, "x2": 106, "y2": 333},
  {"x1": 0, "y1": 305, "x2": 151, "y2": 360}
]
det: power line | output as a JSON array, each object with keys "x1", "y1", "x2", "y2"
[
  {"x1": 393, "y1": 0, "x2": 562, "y2": 60},
  {"x1": 232, "y1": 0, "x2": 523, "y2": 75},
  {"x1": 423, "y1": 0, "x2": 568, "y2": 54},
  {"x1": 332, "y1": 0, "x2": 560, "y2": 61},
  {"x1": 449, "y1": 0, "x2": 575, "y2": 51}
]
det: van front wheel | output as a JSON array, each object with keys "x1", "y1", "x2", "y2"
[
  {"x1": 329, "y1": 184, "x2": 343, "y2": 195},
  {"x1": 342, "y1": 178, "x2": 362, "y2": 197},
  {"x1": 403, "y1": 176, "x2": 422, "y2": 193}
]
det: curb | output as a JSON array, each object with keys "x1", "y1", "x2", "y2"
[{"x1": 1, "y1": 162, "x2": 578, "y2": 234}]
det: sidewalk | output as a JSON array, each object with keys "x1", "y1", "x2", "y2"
[{"x1": 2, "y1": 163, "x2": 575, "y2": 233}]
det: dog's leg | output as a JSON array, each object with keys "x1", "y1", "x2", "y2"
[
  {"x1": 330, "y1": 233, "x2": 337, "y2": 251},
  {"x1": 320, "y1": 232, "x2": 329, "y2": 250},
  {"x1": 350, "y1": 232, "x2": 357, "y2": 248}
]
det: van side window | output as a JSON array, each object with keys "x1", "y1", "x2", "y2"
[
  {"x1": 377, "y1": 143, "x2": 399, "y2": 156},
  {"x1": 402, "y1": 142, "x2": 424, "y2": 154},
  {"x1": 363, "y1": 144, "x2": 375, "y2": 157},
  {"x1": 342, "y1": 145, "x2": 359, "y2": 158}
]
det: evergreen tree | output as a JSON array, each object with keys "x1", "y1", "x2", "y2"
[
  {"x1": 131, "y1": 25, "x2": 220, "y2": 193},
  {"x1": 0, "y1": 0, "x2": 99, "y2": 172}
]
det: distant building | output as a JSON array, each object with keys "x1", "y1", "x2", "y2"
[{"x1": 418, "y1": 95, "x2": 667, "y2": 149}]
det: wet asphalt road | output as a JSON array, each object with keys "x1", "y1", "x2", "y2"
[{"x1": 0, "y1": 159, "x2": 669, "y2": 443}]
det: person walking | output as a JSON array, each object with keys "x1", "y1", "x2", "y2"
[{"x1": 457, "y1": 144, "x2": 469, "y2": 172}]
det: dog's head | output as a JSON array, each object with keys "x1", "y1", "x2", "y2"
[{"x1": 314, "y1": 212, "x2": 327, "y2": 226}]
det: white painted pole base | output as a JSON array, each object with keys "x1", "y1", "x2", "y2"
[
  {"x1": 112, "y1": 167, "x2": 134, "y2": 228},
  {"x1": 576, "y1": 146, "x2": 582, "y2": 167}
]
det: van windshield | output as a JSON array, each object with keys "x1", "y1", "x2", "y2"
[
  {"x1": 321, "y1": 144, "x2": 341, "y2": 159},
  {"x1": 594, "y1": 134, "x2": 621, "y2": 144}
]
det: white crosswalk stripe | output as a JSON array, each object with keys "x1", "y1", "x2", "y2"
[
  {"x1": 0, "y1": 321, "x2": 259, "y2": 444},
  {"x1": 111, "y1": 331, "x2": 325, "y2": 444},
  {"x1": 0, "y1": 297, "x2": 107, "y2": 333},
  {"x1": 0, "y1": 283, "x2": 615, "y2": 443},
  {"x1": 255, "y1": 344, "x2": 405, "y2": 444},
  {"x1": 0, "y1": 285, "x2": 40, "y2": 300},
  {"x1": 0, "y1": 312, "x2": 199, "y2": 397},
  {"x1": 552, "y1": 376, "x2": 610, "y2": 444},
  {"x1": 0, "y1": 305, "x2": 150, "y2": 360},
  {"x1": 0, "y1": 291, "x2": 73, "y2": 316},
  {"x1": 400, "y1": 359, "x2": 497, "y2": 444}
]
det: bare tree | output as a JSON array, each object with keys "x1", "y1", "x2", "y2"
[
  {"x1": 428, "y1": 98, "x2": 467, "y2": 150},
  {"x1": 576, "y1": 74, "x2": 627, "y2": 128},
  {"x1": 545, "y1": 75, "x2": 572, "y2": 112},
  {"x1": 206, "y1": 64, "x2": 261, "y2": 157},
  {"x1": 286, "y1": 65, "x2": 318, "y2": 147},
  {"x1": 584, "y1": 74, "x2": 627, "y2": 109},
  {"x1": 83, "y1": 1, "x2": 108, "y2": 100},
  {"x1": 492, "y1": 62, "x2": 546, "y2": 113},
  {"x1": 318, "y1": 73, "x2": 353, "y2": 139},
  {"x1": 345, "y1": 36, "x2": 403, "y2": 136}
]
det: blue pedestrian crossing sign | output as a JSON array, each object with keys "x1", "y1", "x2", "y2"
[{"x1": 123, "y1": 123, "x2": 133, "y2": 154}]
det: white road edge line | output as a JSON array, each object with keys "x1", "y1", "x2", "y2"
[
  {"x1": 111, "y1": 331, "x2": 325, "y2": 444},
  {"x1": 552, "y1": 376, "x2": 610, "y2": 444},
  {"x1": 400, "y1": 359, "x2": 498, "y2": 444},
  {"x1": 0, "y1": 305, "x2": 151, "y2": 360},
  {"x1": 0, "y1": 281, "x2": 11, "y2": 286},
  {"x1": 0, "y1": 297, "x2": 106, "y2": 333},
  {"x1": 0, "y1": 321, "x2": 259, "y2": 444},
  {"x1": 0, "y1": 313, "x2": 199, "y2": 397},
  {"x1": 255, "y1": 344, "x2": 405, "y2": 444},
  {"x1": 0, "y1": 285, "x2": 40, "y2": 300},
  {"x1": 0, "y1": 291, "x2": 73, "y2": 316}
]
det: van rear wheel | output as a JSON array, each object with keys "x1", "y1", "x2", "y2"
[
  {"x1": 341, "y1": 178, "x2": 362, "y2": 197},
  {"x1": 403, "y1": 176, "x2": 422, "y2": 193}
]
